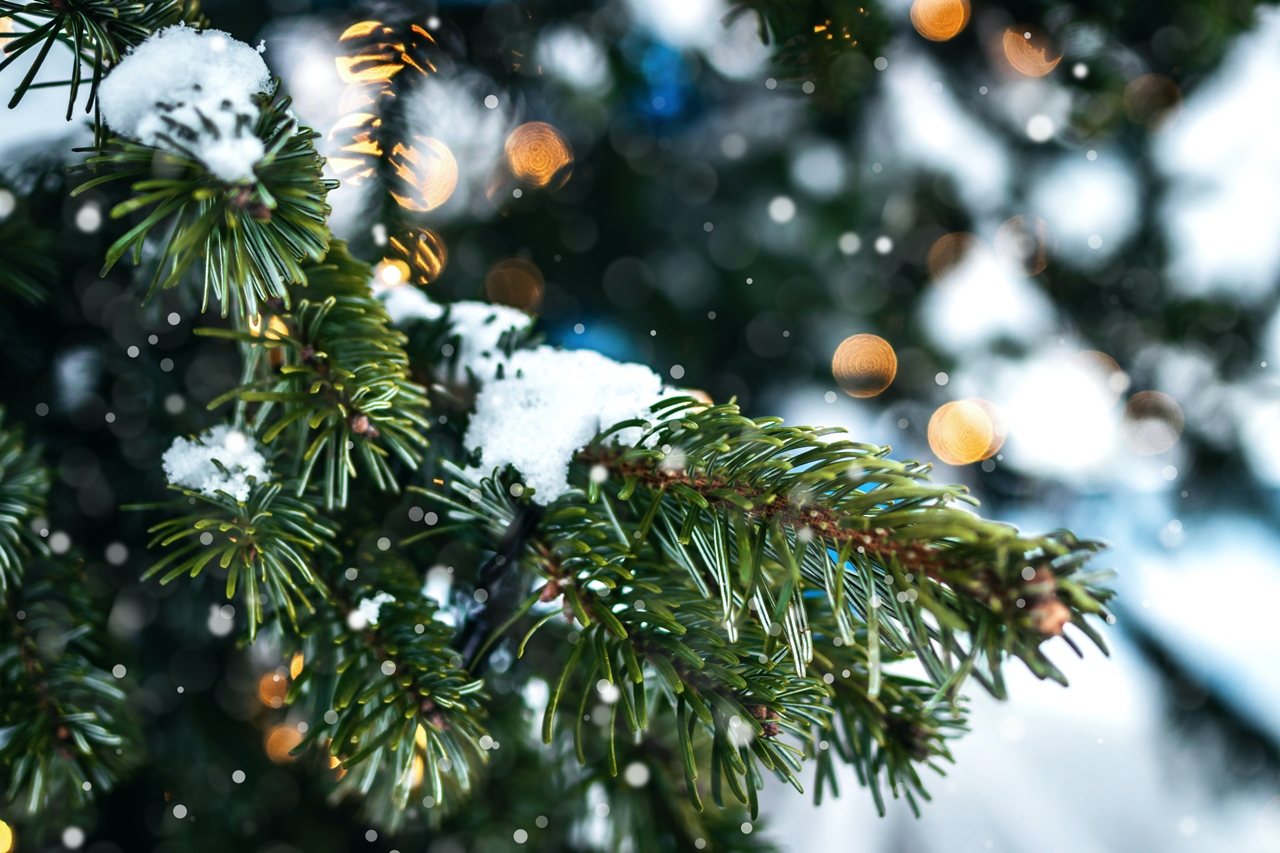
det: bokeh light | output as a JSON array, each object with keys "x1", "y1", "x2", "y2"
[
  {"x1": 832, "y1": 334, "x2": 897, "y2": 398},
  {"x1": 927, "y1": 232, "x2": 983, "y2": 280},
  {"x1": 374, "y1": 258, "x2": 411, "y2": 289},
  {"x1": 265, "y1": 725, "x2": 304, "y2": 763},
  {"x1": 486, "y1": 259, "x2": 545, "y2": 314},
  {"x1": 389, "y1": 138, "x2": 458, "y2": 211},
  {"x1": 388, "y1": 227, "x2": 448, "y2": 284},
  {"x1": 258, "y1": 671, "x2": 288, "y2": 709},
  {"x1": 290, "y1": 652, "x2": 305, "y2": 679},
  {"x1": 928, "y1": 400, "x2": 998, "y2": 465},
  {"x1": 504, "y1": 122, "x2": 574, "y2": 189},
  {"x1": 910, "y1": 0, "x2": 970, "y2": 42},
  {"x1": 0, "y1": 819, "x2": 13, "y2": 853},
  {"x1": 1125, "y1": 74, "x2": 1183, "y2": 128},
  {"x1": 327, "y1": 111, "x2": 381, "y2": 185},
  {"x1": 1002, "y1": 26, "x2": 1061, "y2": 77},
  {"x1": 1123, "y1": 390, "x2": 1184, "y2": 455},
  {"x1": 1068, "y1": 350, "x2": 1129, "y2": 402},
  {"x1": 995, "y1": 215, "x2": 1052, "y2": 275}
]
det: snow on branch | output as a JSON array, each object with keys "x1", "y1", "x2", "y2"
[
  {"x1": 161, "y1": 424, "x2": 270, "y2": 501},
  {"x1": 98, "y1": 26, "x2": 274, "y2": 181}
]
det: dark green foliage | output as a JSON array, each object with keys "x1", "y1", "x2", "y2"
[
  {"x1": 206, "y1": 242, "x2": 432, "y2": 509},
  {"x1": 0, "y1": 0, "x2": 206, "y2": 118},
  {"x1": 74, "y1": 89, "x2": 337, "y2": 321},
  {"x1": 0, "y1": 408, "x2": 49, "y2": 602},
  {"x1": 138, "y1": 479, "x2": 339, "y2": 640},
  {"x1": 0, "y1": 558, "x2": 136, "y2": 813},
  {"x1": 0, "y1": 188, "x2": 53, "y2": 305},
  {"x1": 283, "y1": 548, "x2": 486, "y2": 831}
]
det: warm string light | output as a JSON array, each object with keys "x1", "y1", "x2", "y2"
[
  {"x1": 486, "y1": 258, "x2": 545, "y2": 313},
  {"x1": 504, "y1": 122, "x2": 574, "y2": 189},
  {"x1": 1002, "y1": 26, "x2": 1061, "y2": 77},
  {"x1": 994, "y1": 215, "x2": 1052, "y2": 275},
  {"x1": 265, "y1": 725, "x2": 304, "y2": 763},
  {"x1": 1123, "y1": 390, "x2": 1184, "y2": 455},
  {"x1": 388, "y1": 228, "x2": 448, "y2": 284},
  {"x1": 927, "y1": 232, "x2": 982, "y2": 280},
  {"x1": 0, "y1": 819, "x2": 13, "y2": 853},
  {"x1": 831, "y1": 334, "x2": 897, "y2": 398},
  {"x1": 258, "y1": 670, "x2": 289, "y2": 709},
  {"x1": 928, "y1": 399, "x2": 1004, "y2": 465},
  {"x1": 290, "y1": 652, "x2": 305, "y2": 679},
  {"x1": 374, "y1": 258, "x2": 412, "y2": 288},
  {"x1": 910, "y1": 0, "x2": 970, "y2": 42},
  {"x1": 389, "y1": 137, "x2": 459, "y2": 211}
]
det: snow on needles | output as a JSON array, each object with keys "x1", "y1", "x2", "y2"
[
  {"x1": 380, "y1": 287, "x2": 533, "y2": 381},
  {"x1": 465, "y1": 347, "x2": 670, "y2": 504},
  {"x1": 98, "y1": 26, "x2": 273, "y2": 182},
  {"x1": 162, "y1": 424, "x2": 271, "y2": 501}
]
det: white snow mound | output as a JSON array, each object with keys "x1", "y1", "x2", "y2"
[
  {"x1": 99, "y1": 26, "x2": 273, "y2": 181},
  {"x1": 379, "y1": 289, "x2": 533, "y2": 381},
  {"x1": 465, "y1": 347, "x2": 672, "y2": 504},
  {"x1": 162, "y1": 424, "x2": 271, "y2": 501}
]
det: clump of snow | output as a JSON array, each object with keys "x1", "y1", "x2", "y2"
[
  {"x1": 162, "y1": 424, "x2": 271, "y2": 501},
  {"x1": 98, "y1": 26, "x2": 273, "y2": 182},
  {"x1": 381, "y1": 286, "x2": 444, "y2": 325},
  {"x1": 379, "y1": 289, "x2": 533, "y2": 381},
  {"x1": 465, "y1": 347, "x2": 673, "y2": 504},
  {"x1": 349, "y1": 591, "x2": 395, "y2": 630}
]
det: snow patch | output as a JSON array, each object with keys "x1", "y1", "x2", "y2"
[
  {"x1": 379, "y1": 289, "x2": 533, "y2": 382},
  {"x1": 381, "y1": 286, "x2": 444, "y2": 325},
  {"x1": 162, "y1": 424, "x2": 270, "y2": 501},
  {"x1": 99, "y1": 26, "x2": 273, "y2": 182},
  {"x1": 465, "y1": 347, "x2": 671, "y2": 504},
  {"x1": 351, "y1": 592, "x2": 395, "y2": 629}
]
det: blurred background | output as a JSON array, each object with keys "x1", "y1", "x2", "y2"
[{"x1": 4, "y1": 0, "x2": 1280, "y2": 850}]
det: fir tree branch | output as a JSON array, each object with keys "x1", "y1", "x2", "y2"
[{"x1": 0, "y1": 407, "x2": 50, "y2": 602}]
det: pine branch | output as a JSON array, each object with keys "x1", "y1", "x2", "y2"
[
  {"x1": 205, "y1": 242, "x2": 432, "y2": 509},
  {"x1": 0, "y1": 407, "x2": 49, "y2": 602},
  {"x1": 0, "y1": 558, "x2": 137, "y2": 814},
  {"x1": 0, "y1": 0, "x2": 206, "y2": 118},
  {"x1": 0, "y1": 185, "x2": 54, "y2": 305},
  {"x1": 72, "y1": 87, "x2": 337, "y2": 321}
]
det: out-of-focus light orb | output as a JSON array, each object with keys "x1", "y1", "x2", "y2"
[
  {"x1": 374, "y1": 258, "x2": 411, "y2": 289},
  {"x1": 1073, "y1": 62, "x2": 1088, "y2": 79},
  {"x1": 505, "y1": 122, "x2": 573, "y2": 189},
  {"x1": 258, "y1": 671, "x2": 288, "y2": 709},
  {"x1": 910, "y1": 0, "x2": 970, "y2": 42},
  {"x1": 928, "y1": 400, "x2": 996, "y2": 465},
  {"x1": 832, "y1": 334, "x2": 897, "y2": 398},
  {"x1": 486, "y1": 258, "x2": 545, "y2": 314},
  {"x1": 1124, "y1": 74, "x2": 1182, "y2": 129},
  {"x1": 838, "y1": 232, "x2": 862, "y2": 255},
  {"x1": 0, "y1": 820, "x2": 13, "y2": 853},
  {"x1": 538, "y1": 26, "x2": 611, "y2": 92},
  {"x1": 995, "y1": 215, "x2": 1052, "y2": 275},
  {"x1": 768, "y1": 195, "x2": 797, "y2": 223},
  {"x1": 389, "y1": 138, "x2": 458, "y2": 211},
  {"x1": 967, "y1": 398, "x2": 1007, "y2": 459},
  {"x1": 790, "y1": 143, "x2": 846, "y2": 199},
  {"x1": 1123, "y1": 390, "x2": 1184, "y2": 455},
  {"x1": 388, "y1": 227, "x2": 448, "y2": 284},
  {"x1": 1068, "y1": 350, "x2": 1129, "y2": 402},
  {"x1": 289, "y1": 652, "x2": 305, "y2": 679},
  {"x1": 927, "y1": 232, "x2": 982, "y2": 280},
  {"x1": 265, "y1": 725, "x2": 304, "y2": 763},
  {"x1": 1026, "y1": 114, "x2": 1054, "y2": 142},
  {"x1": 1002, "y1": 26, "x2": 1061, "y2": 77},
  {"x1": 874, "y1": 235, "x2": 894, "y2": 254},
  {"x1": 720, "y1": 133, "x2": 747, "y2": 160}
]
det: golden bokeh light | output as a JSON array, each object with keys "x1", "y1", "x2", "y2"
[
  {"x1": 0, "y1": 819, "x2": 13, "y2": 853},
  {"x1": 486, "y1": 258, "x2": 545, "y2": 314},
  {"x1": 994, "y1": 215, "x2": 1052, "y2": 275},
  {"x1": 388, "y1": 228, "x2": 448, "y2": 284},
  {"x1": 505, "y1": 122, "x2": 574, "y2": 189},
  {"x1": 265, "y1": 725, "x2": 304, "y2": 763},
  {"x1": 1124, "y1": 74, "x2": 1182, "y2": 129},
  {"x1": 1002, "y1": 26, "x2": 1062, "y2": 77},
  {"x1": 927, "y1": 232, "x2": 982, "y2": 280},
  {"x1": 327, "y1": 111, "x2": 383, "y2": 185},
  {"x1": 832, "y1": 334, "x2": 897, "y2": 398},
  {"x1": 374, "y1": 258, "x2": 412, "y2": 288},
  {"x1": 340, "y1": 20, "x2": 387, "y2": 41},
  {"x1": 389, "y1": 138, "x2": 458, "y2": 211},
  {"x1": 967, "y1": 398, "x2": 1006, "y2": 459},
  {"x1": 258, "y1": 671, "x2": 288, "y2": 709},
  {"x1": 1068, "y1": 350, "x2": 1129, "y2": 402},
  {"x1": 910, "y1": 0, "x2": 970, "y2": 42},
  {"x1": 928, "y1": 400, "x2": 998, "y2": 465},
  {"x1": 289, "y1": 652, "x2": 305, "y2": 680},
  {"x1": 1123, "y1": 390, "x2": 1184, "y2": 455}
]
